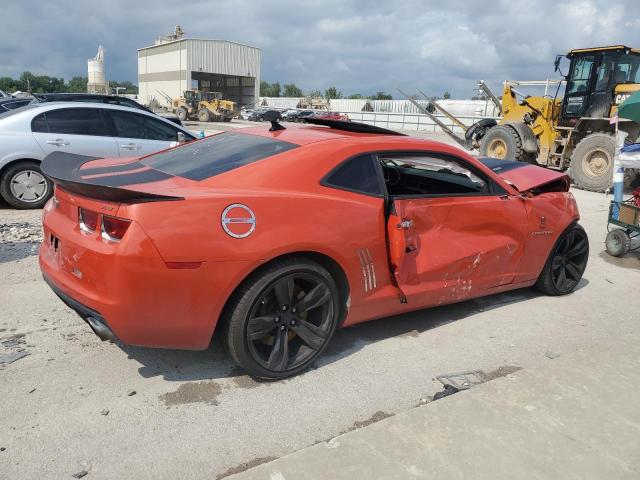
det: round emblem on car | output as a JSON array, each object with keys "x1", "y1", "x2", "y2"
[{"x1": 221, "y1": 204, "x2": 256, "y2": 238}]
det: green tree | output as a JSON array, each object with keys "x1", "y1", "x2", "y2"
[
  {"x1": 110, "y1": 80, "x2": 138, "y2": 94},
  {"x1": 17, "y1": 72, "x2": 65, "y2": 93},
  {"x1": 259, "y1": 81, "x2": 281, "y2": 97},
  {"x1": 283, "y1": 83, "x2": 303, "y2": 97},
  {"x1": 347, "y1": 93, "x2": 364, "y2": 99},
  {"x1": 370, "y1": 91, "x2": 392, "y2": 100},
  {"x1": 443, "y1": 91, "x2": 451, "y2": 99},
  {"x1": 306, "y1": 90, "x2": 323, "y2": 98},
  {"x1": 260, "y1": 80, "x2": 271, "y2": 96},
  {"x1": 324, "y1": 86, "x2": 342, "y2": 100},
  {"x1": 0, "y1": 77, "x2": 16, "y2": 93},
  {"x1": 67, "y1": 76, "x2": 88, "y2": 93}
]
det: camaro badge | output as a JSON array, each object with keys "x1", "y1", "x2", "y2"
[{"x1": 221, "y1": 204, "x2": 256, "y2": 238}]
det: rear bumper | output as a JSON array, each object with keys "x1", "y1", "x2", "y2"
[
  {"x1": 38, "y1": 198, "x2": 253, "y2": 350},
  {"x1": 43, "y1": 274, "x2": 117, "y2": 342}
]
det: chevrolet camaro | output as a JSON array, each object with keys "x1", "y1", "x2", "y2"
[{"x1": 39, "y1": 118, "x2": 589, "y2": 379}]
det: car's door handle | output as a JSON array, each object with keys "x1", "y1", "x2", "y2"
[
  {"x1": 398, "y1": 219, "x2": 413, "y2": 229},
  {"x1": 120, "y1": 143, "x2": 141, "y2": 150},
  {"x1": 45, "y1": 139, "x2": 70, "y2": 146}
]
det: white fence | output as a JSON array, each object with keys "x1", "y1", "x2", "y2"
[
  {"x1": 344, "y1": 110, "x2": 499, "y2": 135},
  {"x1": 259, "y1": 96, "x2": 500, "y2": 134},
  {"x1": 260, "y1": 98, "x2": 500, "y2": 116}
]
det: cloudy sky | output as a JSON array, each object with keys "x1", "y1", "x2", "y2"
[{"x1": 3, "y1": 0, "x2": 640, "y2": 98}]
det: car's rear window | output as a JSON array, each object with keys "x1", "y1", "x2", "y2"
[
  {"x1": 140, "y1": 131, "x2": 298, "y2": 180},
  {"x1": 0, "y1": 104, "x2": 38, "y2": 119}
]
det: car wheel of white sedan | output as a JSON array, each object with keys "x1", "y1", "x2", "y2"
[{"x1": 0, "y1": 161, "x2": 53, "y2": 209}]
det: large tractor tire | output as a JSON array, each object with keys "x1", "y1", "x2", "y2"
[
  {"x1": 175, "y1": 107, "x2": 188, "y2": 122},
  {"x1": 569, "y1": 132, "x2": 615, "y2": 192},
  {"x1": 479, "y1": 125, "x2": 524, "y2": 160},
  {"x1": 198, "y1": 108, "x2": 212, "y2": 122}
]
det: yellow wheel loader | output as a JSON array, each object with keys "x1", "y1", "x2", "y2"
[
  {"x1": 474, "y1": 46, "x2": 640, "y2": 192},
  {"x1": 170, "y1": 90, "x2": 237, "y2": 123},
  {"x1": 404, "y1": 46, "x2": 640, "y2": 192}
]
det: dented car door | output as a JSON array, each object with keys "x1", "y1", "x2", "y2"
[{"x1": 388, "y1": 190, "x2": 528, "y2": 308}]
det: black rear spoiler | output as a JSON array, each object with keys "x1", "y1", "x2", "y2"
[{"x1": 41, "y1": 152, "x2": 183, "y2": 203}]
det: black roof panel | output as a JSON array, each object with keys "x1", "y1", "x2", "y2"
[{"x1": 303, "y1": 118, "x2": 406, "y2": 136}]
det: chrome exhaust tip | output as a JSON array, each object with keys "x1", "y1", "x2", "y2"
[{"x1": 86, "y1": 316, "x2": 117, "y2": 342}]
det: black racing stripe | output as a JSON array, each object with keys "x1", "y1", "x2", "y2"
[
  {"x1": 478, "y1": 157, "x2": 527, "y2": 173},
  {"x1": 85, "y1": 169, "x2": 172, "y2": 187},
  {"x1": 41, "y1": 152, "x2": 183, "y2": 203},
  {"x1": 80, "y1": 161, "x2": 145, "y2": 176}
]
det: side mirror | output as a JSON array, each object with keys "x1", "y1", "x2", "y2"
[
  {"x1": 554, "y1": 55, "x2": 568, "y2": 78},
  {"x1": 177, "y1": 132, "x2": 186, "y2": 144}
]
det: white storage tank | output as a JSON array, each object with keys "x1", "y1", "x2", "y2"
[{"x1": 87, "y1": 46, "x2": 107, "y2": 93}]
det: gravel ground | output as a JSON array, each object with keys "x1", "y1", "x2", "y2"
[
  {"x1": 1, "y1": 215, "x2": 43, "y2": 265},
  {"x1": 0, "y1": 140, "x2": 639, "y2": 479}
]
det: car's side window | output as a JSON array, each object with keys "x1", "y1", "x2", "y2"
[
  {"x1": 323, "y1": 154, "x2": 383, "y2": 197},
  {"x1": 31, "y1": 113, "x2": 48, "y2": 132},
  {"x1": 379, "y1": 153, "x2": 494, "y2": 197},
  {"x1": 107, "y1": 110, "x2": 179, "y2": 141},
  {"x1": 40, "y1": 108, "x2": 108, "y2": 136}
]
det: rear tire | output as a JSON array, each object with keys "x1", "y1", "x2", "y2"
[
  {"x1": 479, "y1": 125, "x2": 524, "y2": 160},
  {"x1": 0, "y1": 161, "x2": 53, "y2": 209},
  {"x1": 605, "y1": 229, "x2": 631, "y2": 257},
  {"x1": 569, "y1": 133, "x2": 615, "y2": 192},
  {"x1": 535, "y1": 223, "x2": 589, "y2": 296},
  {"x1": 224, "y1": 258, "x2": 340, "y2": 380},
  {"x1": 175, "y1": 107, "x2": 188, "y2": 122}
]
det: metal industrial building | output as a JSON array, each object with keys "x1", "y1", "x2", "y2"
[{"x1": 137, "y1": 33, "x2": 260, "y2": 108}]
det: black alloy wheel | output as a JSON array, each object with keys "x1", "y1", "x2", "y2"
[
  {"x1": 536, "y1": 223, "x2": 589, "y2": 295},
  {"x1": 225, "y1": 258, "x2": 340, "y2": 379}
]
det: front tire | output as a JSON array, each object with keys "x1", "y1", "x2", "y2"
[
  {"x1": 479, "y1": 125, "x2": 524, "y2": 160},
  {"x1": 198, "y1": 109, "x2": 212, "y2": 122},
  {"x1": 0, "y1": 161, "x2": 53, "y2": 209},
  {"x1": 224, "y1": 258, "x2": 340, "y2": 380},
  {"x1": 570, "y1": 133, "x2": 615, "y2": 192},
  {"x1": 535, "y1": 223, "x2": 589, "y2": 296},
  {"x1": 175, "y1": 107, "x2": 188, "y2": 122}
]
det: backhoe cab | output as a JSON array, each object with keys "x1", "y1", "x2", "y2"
[{"x1": 469, "y1": 46, "x2": 640, "y2": 192}]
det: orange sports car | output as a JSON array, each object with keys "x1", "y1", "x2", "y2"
[{"x1": 39, "y1": 119, "x2": 588, "y2": 379}]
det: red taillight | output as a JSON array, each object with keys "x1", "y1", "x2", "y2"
[
  {"x1": 79, "y1": 208, "x2": 99, "y2": 233},
  {"x1": 101, "y1": 215, "x2": 131, "y2": 241}
]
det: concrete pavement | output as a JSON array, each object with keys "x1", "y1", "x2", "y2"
[{"x1": 230, "y1": 334, "x2": 640, "y2": 479}]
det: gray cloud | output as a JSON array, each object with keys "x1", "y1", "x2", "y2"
[{"x1": 2, "y1": 0, "x2": 640, "y2": 97}]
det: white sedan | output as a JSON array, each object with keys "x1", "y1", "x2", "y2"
[{"x1": 0, "y1": 102, "x2": 196, "y2": 209}]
